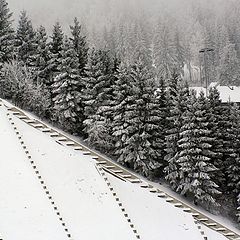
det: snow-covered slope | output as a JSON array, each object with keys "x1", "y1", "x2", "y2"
[
  {"x1": 0, "y1": 105, "x2": 67, "y2": 240},
  {"x1": 0, "y1": 101, "x2": 232, "y2": 240}
]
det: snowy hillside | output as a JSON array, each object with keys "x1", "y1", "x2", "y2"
[{"x1": 0, "y1": 100, "x2": 237, "y2": 240}]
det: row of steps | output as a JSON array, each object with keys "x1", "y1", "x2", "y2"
[
  {"x1": 96, "y1": 164, "x2": 141, "y2": 239},
  {"x1": 6, "y1": 111, "x2": 74, "y2": 240}
]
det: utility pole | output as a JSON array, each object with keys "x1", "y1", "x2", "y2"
[{"x1": 199, "y1": 48, "x2": 214, "y2": 96}]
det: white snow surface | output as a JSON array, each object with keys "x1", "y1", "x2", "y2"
[
  {"x1": 0, "y1": 106, "x2": 66, "y2": 240},
  {"x1": 106, "y1": 172, "x2": 204, "y2": 240},
  {"x1": 0, "y1": 103, "x2": 230, "y2": 240}
]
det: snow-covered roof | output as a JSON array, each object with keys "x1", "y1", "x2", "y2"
[{"x1": 190, "y1": 85, "x2": 240, "y2": 103}]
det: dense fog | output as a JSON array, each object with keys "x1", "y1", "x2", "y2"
[{"x1": 5, "y1": 0, "x2": 240, "y2": 85}]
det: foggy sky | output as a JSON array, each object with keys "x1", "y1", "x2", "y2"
[{"x1": 6, "y1": 0, "x2": 238, "y2": 33}]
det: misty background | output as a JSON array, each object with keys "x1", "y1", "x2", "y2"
[{"x1": 6, "y1": 0, "x2": 240, "y2": 86}]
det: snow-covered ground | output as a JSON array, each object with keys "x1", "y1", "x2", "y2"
[
  {"x1": 0, "y1": 101, "x2": 232, "y2": 240},
  {"x1": 0, "y1": 105, "x2": 67, "y2": 240}
]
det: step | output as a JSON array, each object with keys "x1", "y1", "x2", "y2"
[
  {"x1": 57, "y1": 137, "x2": 68, "y2": 141},
  {"x1": 183, "y1": 208, "x2": 192, "y2": 213},
  {"x1": 96, "y1": 161, "x2": 107, "y2": 164},
  {"x1": 192, "y1": 212, "x2": 200, "y2": 217},
  {"x1": 223, "y1": 232, "x2": 235, "y2": 237},
  {"x1": 205, "y1": 222, "x2": 217, "y2": 227},
  {"x1": 18, "y1": 115, "x2": 28, "y2": 120},
  {"x1": 42, "y1": 128, "x2": 51, "y2": 133},
  {"x1": 120, "y1": 174, "x2": 132, "y2": 178},
  {"x1": 174, "y1": 203, "x2": 183, "y2": 207},
  {"x1": 65, "y1": 141, "x2": 75, "y2": 146},
  {"x1": 166, "y1": 198, "x2": 174, "y2": 203},
  {"x1": 128, "y1": 179, "x2": 141, "y2": 183},
  {"x1": 158, "y1": 192, "x2": 167, "y2": 197},
  {"x1": 50, "y1": 132, "x2": 59, "y2": 137},
  {"x1": 198, "y1": 218, "x2": 209, "y2": 222},
  {"x1": 74, "y1": 146, "x2": 83, "y2": 150},
  {"x1": 12, "y1": 111, "x2": 21, "y2": 115},
  {"x1": 104, "y1": 165, "x2": 115, "y2": 170},
  {"x1": 149, "y1": 188, "x2": 158, "y2": 193},
  {"x1": 112, "y1": 170, "x2": 124, "y2": 174},
  {"x1": 82, "y1": 151, "x2": 91, "y2": 155},
  {"x1": 31, "y1": 124, "x2": 44, "y2": 128},
  {"x1": 24, "y1": 119, "x2": 36, "y2": 124},
  {"x1": 215, "y1": 227, "x2": 227, "y2": 232}
]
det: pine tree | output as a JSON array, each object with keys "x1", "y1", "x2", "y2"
[
  {"x1": 207, "y1": 87, "x2": 226, "y2": 192},
  {"x1": 30, "y1": 26, "x2": 50, "y2": 85},
  {"x1": 52, "y1": 37, "x2": 82, "y2": 133},
  {"x1": 218, "y1": 40, "x2": 240, "y2": 86},
  {"x1": 113, "y1": 57, "x2": 161, "y2": 176},
  {"x1": 0, "y1": 0, "x2": 14, "y2": 66},
  {"x1": 69, "y1": 17, "x2": 88, "y2": 75},
  {"x1": 172, "y1": 30, "x2": 186, "y2": 77},
  {"x1": 177, "y1": 91, "x2": 221, "y2": 206},
  {"x1": 48, "y1": 22, "x2": 64, "y2": 81},
  {"x1": 153, "y1": 21, "x2": 181, "y2": 81},
  {"x1": 237, "y1": 195, "x2": 240, "y2": 223},
  {"x1": 132, "y1": 57, "x2": 163, "y2": 176},
  {"x1": 116, "y1": 22, "x2": 132, "y2": 66},
  {"x1": 15, "y1": 11, "x2": 35, "y2": 65},
  {"x1": 82, "y1": 49, "x2": 115, "y2": 150},
  {"x1": 132, "y1": 22, "x2": 151, "y2": 68},
  {"x1": 47, "y1": 22, "x2": 64, "y2": 111},
  {"x1": 164, "y1": 74, "x2": 189, "y2": 189},
  {"x1": 150, "y1": 77, "x2": 168, "y2": 177},
  {"x1": 112, "y1": 63, "x2": 136, "y2": 166},
  {"x1": 226, "y1": 103, "x2": 240, "y2": 195},
  {"x1": 102, "y1": 24, "x2": 117, "y2": 58}
]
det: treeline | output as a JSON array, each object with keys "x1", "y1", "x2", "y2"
[{"x1": 0, "y1": 0, "x2": 240, "y2": 223}]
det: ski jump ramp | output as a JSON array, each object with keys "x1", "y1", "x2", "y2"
[{"x1": 0, "y1": 99, "x2": 239, "y2": 240}]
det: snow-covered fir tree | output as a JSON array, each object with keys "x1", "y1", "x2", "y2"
[
  {"x1": 30, "y1": 26, "x2": 50, "y2": 85},
  {"x1": 237, "y1": 194, "x2": 240, "y2": 223},
  {"x1": 218, "y1": 40, "x2": 240, "y2": 86},
  {"x1": 69, "y1": 17, "x2": 88, "y2": 75},
  {"x1": 115, "y1": 23, "x2": 133, "y2": 66},
  {"x1": 152, "y1": 20, "x2": 183, "y2": 81},
  {"x1": 207, "y1": 87, "x2": 226, "y2": 192},
  {"x1": 164, "y1": 74, "x2": 189, "y2": 189},
  {"x1": 177, "y1": 91, "x2": 221, "y2": 206},
  {"x1": 48, "y1": 22, "x2": 64, "y2": 82},
  {"x1": 220, "y1": 102, "x2": 239, "y2": 194},
  {"x1": 112, "y1": 63, "x2": 136, "y2": 166},
  {"x1": 15, "y1": 11, "x2": 35, "y2": 65},
  {"x1": 82, "y1": 49, "x2": 115, "y2": 150},
  {"x1": 114, "y1": 57, "x2": 161, "y2": 176},
  {"x1": 151, "y1": 77, "x2": 168, "y2": 176},
  {"x1": 52, "y1": 37, "x2": 83, "y2": 133},
  {"x1": 102, "y1": 24, "x2": 117, "y2": 58},
  {"x1": 0, "y1": 0, "x2": 14, "y2": 66},
  {"x1": 92, "y1": 55, "x2": 119, "y2": 152},
  {"x1": 226, "y1": 103, "x2": 240, "y2": 195},
  {"x1": 172, "y1": 30, "x2": 186, "y2": 77},
  {"x1": 132, "y1": 22, "x2": 151, "y2": 68},
  {"x1": 47, "y1": 22, "x2": 64, "y2": 111}
]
